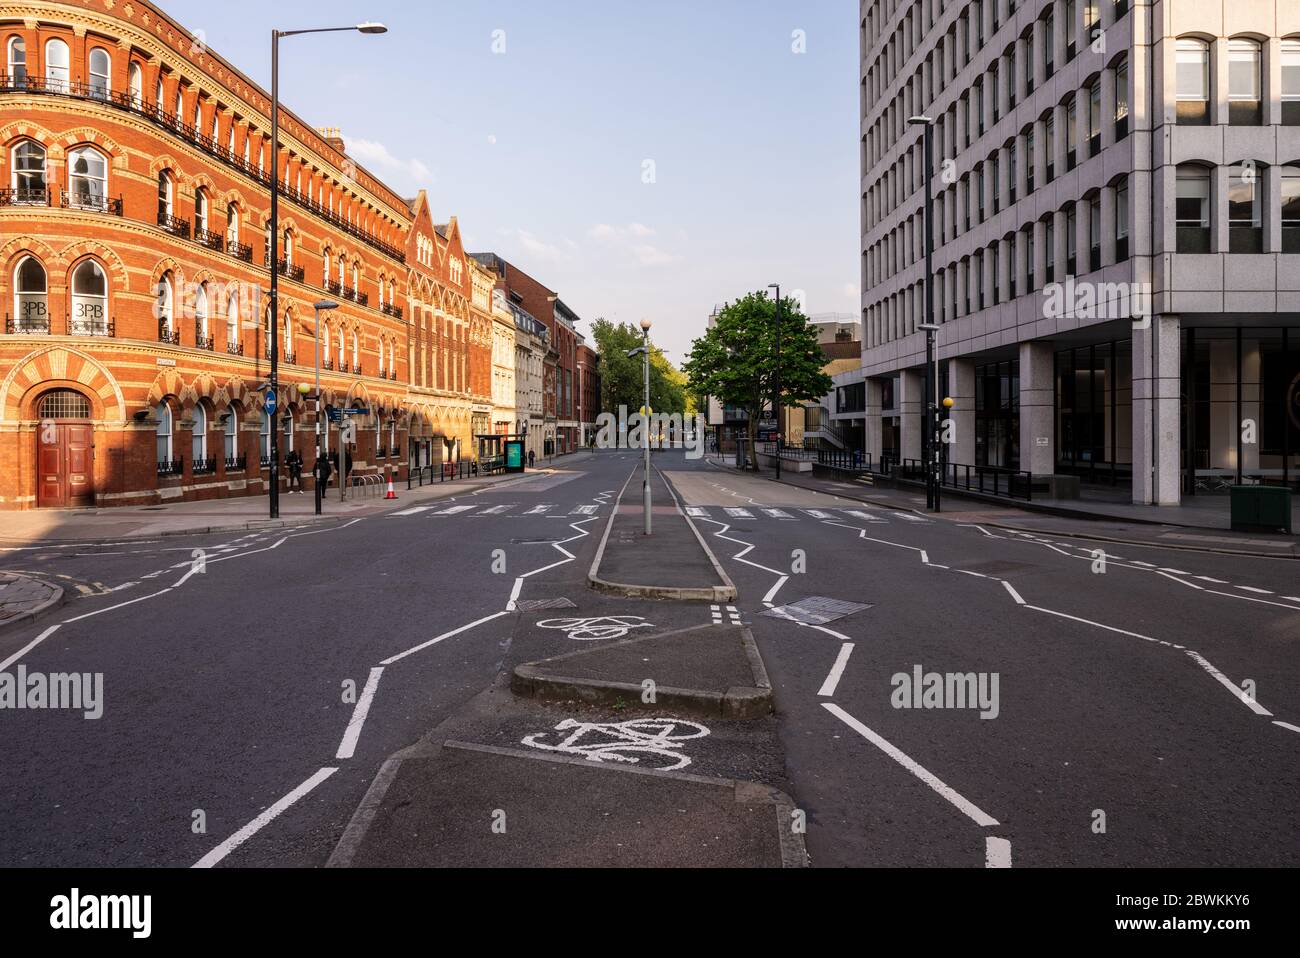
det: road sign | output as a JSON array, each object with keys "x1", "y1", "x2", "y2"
[
  {"x1": 341, "y1": 408, "x2": 370, "y2": 417},
  {"x1": 264, "y1": 390, "x2": 277, "y2": 415}
]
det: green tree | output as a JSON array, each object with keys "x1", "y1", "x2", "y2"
[
  {"x1": 591, "y1": 318, "x2": 687, "y2": 416},
  {"x1": 683, "y1": 292, "x2": 832, "y2": 467}
]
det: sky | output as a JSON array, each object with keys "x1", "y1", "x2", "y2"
[{"x1": 163, "y1": 0, "x2": 860, "y2": 364}]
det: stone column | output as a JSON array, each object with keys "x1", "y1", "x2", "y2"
[
  {"x1": 1019, "y1": 340, "x2": 1056, "y2": 476},
  {"x1": 865, "y1": 377, "x2": 885, "y2": 464},
  {"x1": 899, "y1": 368, "x2": 925, "y2": 463},
  {"x1": 948, "y1": 359, "x2": 976, "y2": 466},
  {"x1": 1132, "y1": 314, "x2": 1182, "y2": 505}
]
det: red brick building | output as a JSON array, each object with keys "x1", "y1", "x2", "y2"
[
  {"x1": 576, "y1": 338, "x2": 600, "y2": 446},
  {"x1": 0, "y1": 0, "x2": 488, "y2": 510}
]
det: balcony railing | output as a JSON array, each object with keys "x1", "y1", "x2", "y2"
[
  {"x1": 326, "y1": 280, "x2": 342, "y2": 295},
  {"x1": 61, "y1": 190, "x2": 123, "y2": 215},
  {"x1": 355, "y1": 291, "x2": 369, "y2": 307},
  {"x1": 6, "y1": 313, "x2": 51, "y2": 334},
  {"x1": 195, "y1": 327, "x2": 214, "y2": 351},
  {"x1": 157, "y1": 458, "x2": 183, "y2": 478},
  {"x1": 228, "y1": 239, "x2": 253, "y2": 262},
  {"x1": 323, "y1": 359, "x2": 334, "y2": 371},
  {"x1": 0, "y1": 74, "x2": 405, "y2": 264},
  {"x1": 260, "y1": 455, "x2": 273, "y2": 469},
  {"x1": 284, "y1": 351, "x2": 298, "y2": 365},
  {"x1": 381, "y1": 303, "x2": 403, "y2": 319},
  {"x1": 0, "y1": 187, "x2": 51, "y2": 207},
  {"x1": 350, "y1": 362, "x2": 363, "y2": 375},
  {"x1": 340, "y1": 285, "x2": 356, "y2": 301},
  {"x1": 195, "y1": 227, "x2": 225, "y2": 252},
  {"x1": 226, "y1": 341, "x2": 244, "y2": 356},
  {"x1": 158, "y1": 212, "x2": 191, "y2": 239},
  {"x1": 192, "y1": 457, "x2": 217, "y2": 476},
  {"x1": 158, "y1": 322, "x2": 181, "y2": 346},
  {"x1": 225, "y1": 455, "x2": 247, "y2": 471},
  {"x1": 69, "y1": 316, "x2": 114, "y2": 337},
  {"x1": 278, "y1": 259, "x2": 305, "y2": 283},
  {"x1": 389, "y1": 370, "x2": 398, "y2": 381}
]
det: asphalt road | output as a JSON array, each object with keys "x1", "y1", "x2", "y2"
[{"x1": 1, "y1": 450, "x2": 1297, "y2": 868}]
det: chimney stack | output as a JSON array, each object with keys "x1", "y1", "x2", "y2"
[{"x1": 319, "y1": 126, "x2": 347, "y2": 155}]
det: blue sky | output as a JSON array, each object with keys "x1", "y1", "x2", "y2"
[{"x1": 165, "y1": 0, "x2": 859, "y2": 363}]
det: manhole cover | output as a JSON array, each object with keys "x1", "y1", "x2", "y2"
[
  {"x1": 515, "y1": 598, "x2": 577, "y2": 612},
  {"x1": 763, "y1": 597, "x2": 873, "y2": 626}
]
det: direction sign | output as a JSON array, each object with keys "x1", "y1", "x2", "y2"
[
  {"x1": 264, "y1": 390, "x2": 277, "y2": 415},
  {"x1": 341, "y1": 408, "x2": 370, "y2": 417}
]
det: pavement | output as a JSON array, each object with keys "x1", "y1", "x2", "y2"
[
  {"x1": 0, "y1": 572, "x2": 64, "y2": 630},
  {"x1": 731, "y1": 458, "x2": 1300, "y2": 559},
  {"x1": 588, "y1": 462, "x2": 737, "y2": 600},
  {"x1": 2, "y1": 448, "x2": 1298, "y2": 870}
]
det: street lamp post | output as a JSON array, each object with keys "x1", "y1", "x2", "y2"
[
  {"x1": 768, "y1": 283, "x2": 782, "y2": 481},
  {"x1": 312, "y1": 300, "x2": 339, "y2": 516},
  {"x1": 267, "y1": 21, "x2": 387, "y2": 521},
  {"x1": 909, "y1": 114, "x2": 939, "y2": 513},
  {"x1": 641, "y1": 319, "x2": 652, "y2": 535}
]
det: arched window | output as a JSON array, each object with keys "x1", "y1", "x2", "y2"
[
  {"x1": 68, "y1": 146, "x2": 107, "y2": 211},
  {"x1": 1228, "y1": 39, "x2": 1263, "y2": 125},
  {"x1": 156, "y1": 403, "x2": 174, "y2": 463},
  {"x1": 1176, "y1": 38, "x2": 1210, "y2": 125},
  {"x1": 88, "y1": 48, "x2": 110, "y2": 98},
  {"x1": 351, "y1": 331, "x2": 360, "y2": 371},
  {"x1": 260, "y1": 409, "x2": 272, "y2": 461},
  {"x1": 223, "y1": 407, "x2": 239, "y2": 463},
  {"x1": 192, "y1": 404, "x2": 208, "y2": 463},
  {"x1": 1114, "y1": 56, "x2": 1130, "y2": 139},
  {"x1": 322, "y1": 323, "x2": 331, "y2": 366},
  {"x1": 377, "y1": 337, "x2": 385, "y2": 374},
  {"x1": 212, "y1": 112, "x2": 220, "y2": 148},
  {"x1": 283, "y1": 310, "x2": 294, "y2": 359},
  {"x1": 1229, "y1": 163, "x2": 1264, "y2": 252},
  {"x1": 158, "y1": 273, "x2": 175, "y2": 336},
  {"x1": 284, "y1": 232, "x2": 294, "y2": 267},
  {"x1": 6, "y1": 36, "x2": 26, "y2": 86},
  {"x1": 323, "y1": 249, "x2": 332, "y2": 285},
  {"x1": 195, "y1": 283, "x2": 210, "y2": 344},
  {"x1": 263, "y1": 306, "x2": 273, "y2": 359},
  {"x1": 226, "y1": 204, "x2": 240, "y2": 246},
  {"x1": 195, "y1": 189, "x2": 208, "y2": 233},
  {"x1": 39, "y1": 390, "x2": 91, "y2": 420},
  {"x1": 70, "y1": 260, "x2": 108, "y2": 335},
  {"x1": 226, "y1": 287, "x2": 240, "y2": 350},
  {"x1": 1176, "y1": 164, "x2": 1212, "y2": 253},
  {"x1": 155, "y1": 76, "x2": 163, "y2": 109},
  {"x1": 44, "y1": 38, "x2": 69, "y2": 91},
  {"x1": 1283, "y1": 165, "x2": 1300, "y2": 252},
  {"x1": 283, "y1": 408, "x2": 294, "y2": 452},
  {"x1": 1284, "y1": 40, "x2": 1300, "y2": 125},
  {"x1": 336, "y1": 326, "x2": 346, "y2": 370},
  {"x1": 11, "y1": 140, "x2": 46, "y2": 202},
  {"x1": 157, "y1": 171, "x2": 173, "y2": 220},
  {"x1": 13, "y1": 256, "x2": 48, "y2": 332},
  {"x1": 128, "y1": 62, "x2": 142, "y2": 106},
  {"x1": 194, "y1": 100, "x2": 202, "y2": 134}
]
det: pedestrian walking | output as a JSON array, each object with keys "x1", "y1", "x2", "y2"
[
  {"x1": 286, "y1": 450, "x2": 304, "y2": 493},
  {"x1": 527, "y1": 449, "x2": 536, "y2": 470},
  {"x1": 313, "y1": 453, "x2": 333, "y2": 491}
]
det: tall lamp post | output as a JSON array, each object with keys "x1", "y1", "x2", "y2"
[
  {"x1": 267, "y1": 20, "x2": 387, "y2": 520},
  {"x1": 627, "y1": 319, "x2": 653, "y2": 535},
  {"x1": 908, "y1": 114, "x2": 938, "y2": 512},
  {"x1": 311, "y1": 300, "x2": 339, "y2": 515},
  {"x1": 768, "y1": 283, "x2": 782, "y2": 481}
]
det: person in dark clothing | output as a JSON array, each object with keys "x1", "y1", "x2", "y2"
[
  {"x1": 313, "y1": 454, "x2": 333, "y2": 490},
  {"x1": 527, "y1": 449, "x2": 536, "y2": 470},
  {"x1": 285, "y1": 450, "x2": 304, "y2": 493}
]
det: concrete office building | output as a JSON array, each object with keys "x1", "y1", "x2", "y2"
[{"x1": 860, "y1": 0, "x2": 1300, "y2": 504}]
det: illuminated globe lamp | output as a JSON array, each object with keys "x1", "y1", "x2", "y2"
[{"x1": 943, "y1": 397, "x2": 955, "y2": 410}]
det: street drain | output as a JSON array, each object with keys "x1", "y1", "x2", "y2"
[
  {"x1": 763, "y1": 597, "x2": 873, "y2": 626},
  {"x1": 514, "y1": 598, "x2": 577, "y2": 612}
]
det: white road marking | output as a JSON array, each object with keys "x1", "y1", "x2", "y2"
[
  {"x1": 336, "y1": 667, "x2": 384, "y2": 760},
  {"x1": 1196, "y1": 576, "x2": 1230, "y2": 585},
  {"x1": 434, "y1": 505, "x2": 475, "y2": 515},
  {"x1": 724, "y1": 508, "x2": 754, "y2": 519},
  {"x1": 804, "y1": 510, "x2": 834, "y2": 519},
  {"x1": 1185, "y1": 651, "x2": 1273, "y2": 717},
  {"x1": 193, "y1": 767, "x2": 339, "y2": 869},
  {"x1": 524, "y1": 505, "x2": 554, "y2": 515},
  {"x1": 478, "y1": 505, "x2": 512, "y2": 515},
  {"x1": 381, "y1": 611, "x2": 511, "y2": 665},
  {"x1": 893, "y1": 512, "x2": 928, "y2": 522},
  {"x1": 686, "y1": 507, "x2": 709, "y2": 518},
  {"x1": 0, "y1": 625, "x2": 62, "y2": 673},
  {"x1": 763, "y1": 509, "x2": 796, "y2": 520},
  {"x1": 1236, "y1": 586, "x2": 1273, "y2": 595},
  {"x1": 1002, "y1": 582, "x2": 1026, "y2": 606},
  {"x1": 1273, "y1": 721, "x2": 1300, "y2": 736},
  {"x1": 986, "y1": 837, "x2": 1013, "y2": 869},
  {"x1": 818, "y1": 643, "x2": 856, "y2": 698},
  {"x1": 823, "y1": 703, "x2": 1000, "y2": 828},
  {"x1": 844, "y1": 511, "x2": 885, "y2": 522},
  {"x1": 389, "y1": 506, "x2": 432, "y2": 517}
]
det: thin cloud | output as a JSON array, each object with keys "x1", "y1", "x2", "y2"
[{"x1": 343, "y1": 136, "x2": 432, "y2": 185}]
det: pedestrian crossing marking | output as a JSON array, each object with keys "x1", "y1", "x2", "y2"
[
  {"x1": 763, "y1": 509, "x2": 796, "y2": 520},
  {"x1": 434, "y1": 505, "x2": 475, "y2": 515},
  {"x1": 478, "y1": 505, "x2": 513, "y2": 515},
  {"x1": 804, "y1": 510, "x2": 834, "y2": 519},
  {"x1": 524, "y1": 505, "x2": 555, "y2": 515},
  {"x1": 845, "y1": 511, "x2": 885, "y2": 522},
  {"x1": 570, "y1": 505, "x2": 599, "y2": 515},
  {"x1": 389, "y1": 506, "x2": 433, "y2": 517},
  {"x1": 686, "y1": 507, "x2": 709, "y2": 518},
  {"x1": 724, "y1": 508, "x2": 754, "y2": 518},
  {"x1": 893, "y1": 512, "x2": 928, "y2": 522}
]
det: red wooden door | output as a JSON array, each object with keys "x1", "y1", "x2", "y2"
[{"x1": 36, "y1": 424, "x2": 95, "y2": 509}]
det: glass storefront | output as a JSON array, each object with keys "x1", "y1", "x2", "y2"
[
  {"x1": 1183, "y1": 326, "x2": 1300, "y2": 493},
  {"x1": 975, "y1": 360, "x2": 1020, "y2": 468},
  {"x1": 1055, "y1": 341, "x2": 1133, "y2": 484}
]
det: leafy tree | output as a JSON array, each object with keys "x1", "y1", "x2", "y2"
[
  {"x1": 591, "y1": 318, "x2": 687, "y2": 416},
  {"x1": 683, "y1": 292, "x2": 832, "y2": 467}
]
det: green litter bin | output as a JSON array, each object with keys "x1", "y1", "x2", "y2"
[{"x1": 1230, "y1": 486, "x2": 1294, "y2": 535}]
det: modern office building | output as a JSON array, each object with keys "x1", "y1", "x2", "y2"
[{"x1": 860, "y1": 0, "x2": 1300, "y2": 504}]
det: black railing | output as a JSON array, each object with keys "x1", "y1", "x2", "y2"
[
  {"x1": 157, "y1": 458, "x2": 183, "y2": 478},
  {"x1": 60, "y1": 190, "x2": 123, "y2": 215},
  {"x1": 896, "y1": 459, "x2": 1034, "y2": 502},
  {"x1": 0, "y1": 187, "x2": 51, "y2": 206},
  {"x1": 278, "y1": 259, "x2": 305, "y2": 283},
  {"x1": 69, "y1": 316, "x2": 114, "y2": 337},
  {"x1": 196, "y1": 227, "x2": 225, "y2": 252},
  {"x1": 322, "y1": 358, "x2": 334, "y2": 371},
  {"x1": 381, "y1": 303, "x2": 403, "y2": 319},
  {"x1": 340, "y1": 285, "x2": 356, "y2": 301},
  {"x1": 225, "y1": 455, "x2": 247, "y2": 471},
  {"x1": 228, "y1": 240, "x2": 253, "y2": 262},
  {"x1": 377, "y1": 447, "x2": 388, "y2": 459},
  {"x1": 355, "y1": 291, "x2": 369, "y2": 306},
  {"x1": 817, "y1": 449, "x2": 873, "y2": 473},
  {"x1": 192, "y1": 457, "x2": 217, "y2": 476},
  {"x1": 158, "y1": 212, "x2": 190, "y2": 239},
  {"x1": 350, "y1": 362, "x2": 362, "y2": 375},
  {"x1": 0, "y1": 73, "x2": 405, "y2": 263},
  {"x1": 284, "y1": 351, "x2": 298, "y2": 365},
  {"x1": 195, "y1": 327, "x2": 214, "y2": 351},
  {"x1": 158, "y1": 322, "x2": 181, "y2": 346},
  {"x1": 6, "y1": 313, "x2": 51, "y2": 334},
  {"x1": 389, "y1": 370, "x2": 398, "y2": 381},
  {"x1": 326, "y1": 280, "x2": 342, "y2": 295},
  {"x1": 260, "y1": 455, "x2": 273, "y2": 468},
  {"x1": 226, "y1": 341, "x2": 244, "y2": 356}
]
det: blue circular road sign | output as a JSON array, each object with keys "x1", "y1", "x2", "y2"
[{"x1": 264, "y1": 390, "x2": 278, "y2": 415}]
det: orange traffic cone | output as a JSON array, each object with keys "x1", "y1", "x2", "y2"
[{"x1": 385, "y1": 476, "x2": 398, "y2": 500}]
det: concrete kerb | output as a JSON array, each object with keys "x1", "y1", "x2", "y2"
[
  {"x1": 587, "y1": 464, "x2": 739, "y2": 602},
  {"x1": 738, "y1": 461, "x2": 1300, "y2": 562},
  {"x1": 511, "y1": 624, "x2": 774, "y2": 720},
  {"x1": 0, "y1": 573, "x2": 67, "y2": 635},
  {"x1": 327, "y1": 739, "x2": 808, "y2": 869}
]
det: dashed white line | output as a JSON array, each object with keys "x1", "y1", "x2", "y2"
[
  {"x1": 336, "y1": 667, "x2": 384, "y2": 760},
  {"x1": 986, "y1": 837, "x2": 1013, "y2": 869},
  {"x1": 818, "y1": 643, "x2": 856, "y2": 698},
  {"x1": 193, "y1": 767, "x2": 339, "y2": 869}
]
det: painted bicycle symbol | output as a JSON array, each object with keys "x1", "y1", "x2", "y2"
[
  {"x1": 536, "y1": 616, "x2": 655, "y2": 641},
  {"x1": 521, "y1": 718, "x2": 712, "y2": 771}
]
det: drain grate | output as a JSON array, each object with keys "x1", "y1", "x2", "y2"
[
  {"x1": 515, "y1": 598, "x2": 577, "y2": 613},
  {"x1": 763, "y1": 596, "x2": 873, "y2": 626}
]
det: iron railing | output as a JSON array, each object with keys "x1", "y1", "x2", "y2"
[
  {"x1": 192, "y1": 457, "x2": 217, "y2": 476},
  {"x1": 228, "y1": 240, "x2": 253, "y2": 262},
  {"x1": 195, "y1": 327, "x2": 214, "y2": 351},
  {"x1": 60, "y1": 190, "x2": 123, "y2": 215},
  {"x1": 895, "y1": 459, "x2": 1034, "y2": 501},
  {"x1": 0, "y1": 73, "x2": 405, "y2": 263},
  {"x1": 195, "y1": 227, "x2": 225, "y2": 252},
  {"x1": 69, "y1": 316, "x2": 114, "y2": 337},
  {"x1": 226, "y1": 341, "x2": 244, "y2": 356},
  {"x1": 158, "y1": 212, "x2": 190, "y2": 239},
  {"x1": 277, "y1": 259, "x2": 305, "y2": 283},
  {"x1": 0, "y1": 187, "x2": 51, "y2": 206},
  {"x1": 158, "y1": 322, "x2": 181, "y2": 346},
  {"x1": 817, "y1": 448, "x2": 873, "y2": 473},
  {"x1": 381, "y1": 303, "x2": 403, "y2": 319},
  {"x1": 6, "y1": 313, "x2": 51, "y2": 334},
  {"x1": 225, "y1": 455, "x2": 247, "y2": 471},
  {"x1": 157, "y1": 458, "x2": 183, "y2": 478}
]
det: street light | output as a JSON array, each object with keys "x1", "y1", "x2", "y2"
[
  {"x1": 768, "y1": 283, "x2": 782, "y2": 481},
  {"x1": 312, "y1": 300, "x2": 340, "y2": 516},
  {"x1": 627, "y1": 319, "x2": 653, "y2": 535},
  {"x1": 909, "y1": 114, "x2": 938, "y2": 512},
  {"x1": 267, "y1": 21, "x2": 387, "y2": 520}
]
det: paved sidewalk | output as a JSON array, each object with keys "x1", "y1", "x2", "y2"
[
  {"x1": 0, "y1": 462, "x2": 583, "y2": 546},
  {"x1": 0, "y1": 572, "x2": 65, "y2": 630},
  {"x1": 707, "y1": 456, "x2": 1300, "y2": 559},
  {"x1": 588, "y1": 465, "x2": 737, "y2": 601}
]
